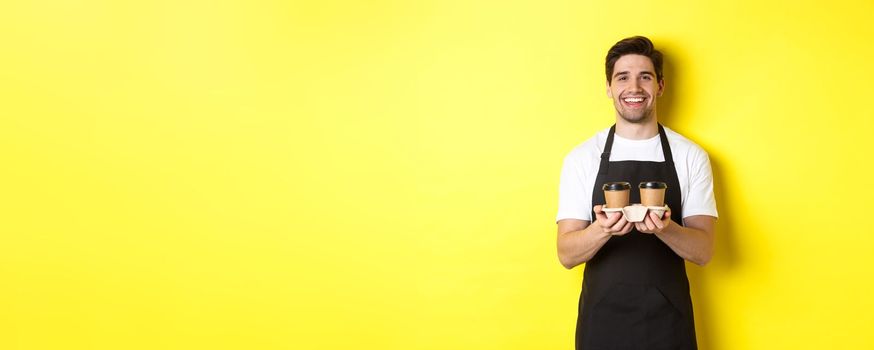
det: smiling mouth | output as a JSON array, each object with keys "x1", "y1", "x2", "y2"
[{"x1": 622, "y1": 96, "x2": 646, "y2": 108}]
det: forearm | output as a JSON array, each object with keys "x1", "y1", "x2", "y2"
[
  {"x1": 655, "y1": 223, "x2": 713, "y2": 266},
  {"x1": 557, "y1": 224, "x2": 611, "y2": 269}
]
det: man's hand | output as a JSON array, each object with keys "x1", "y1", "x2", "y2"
[
  {"x1": 593, "y1": 205, "x2": 634, "y2": 236},
  {"x1": 635, "y1": 209, "x2": 673, "y2": 234},
  {"x1": 556, "y1": 206, "x2": 632, "y2": 269}
]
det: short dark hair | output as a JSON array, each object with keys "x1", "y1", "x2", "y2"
[{"x1": 605, "y1": 36, "x2": 664, "y2": 84}]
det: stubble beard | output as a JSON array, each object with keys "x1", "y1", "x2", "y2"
[{"x1": 617, "y1": 104, "x2": 655, "y2": 124}]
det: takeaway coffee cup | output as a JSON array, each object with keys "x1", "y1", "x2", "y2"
[
  {"x1": 639, "y1": 181, "x2": 668, "y2": 207},
  {"x1": 602, "y1": 182, "x2": 631, "y2": 208}
]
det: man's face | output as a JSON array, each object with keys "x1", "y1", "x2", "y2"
[{"x1": 607, "y1": 54, "x2": 664, "y2": 124}]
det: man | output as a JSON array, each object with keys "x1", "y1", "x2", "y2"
[{"x1": 555, "y1": 36, "x2": 718, "y2": 349}]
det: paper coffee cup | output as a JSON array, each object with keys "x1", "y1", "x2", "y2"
[
  {"x1": 639, "y1": 181, "x2": 668, "y2": 207},
  {"x1": 602, "y1": 182, "x2": 631, "y2": 208}
]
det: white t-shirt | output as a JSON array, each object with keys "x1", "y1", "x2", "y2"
[{"x1": 556, "y1": 126, "x2": 718, "y2": 222}]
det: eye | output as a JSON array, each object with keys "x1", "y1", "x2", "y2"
[
  {"x1": 642, "y1": 75, "x2": 652, "y2": 80},
  {"x1": 618, "y1": 76, "x2": 627, "y2": 81}
]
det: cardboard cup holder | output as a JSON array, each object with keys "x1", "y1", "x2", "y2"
[{"x1": 602, "y1": 204, "x2": 669, "y2": 223}]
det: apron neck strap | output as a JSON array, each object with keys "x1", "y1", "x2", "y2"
[{"x1": 657, "y1": 124, "x2": 674, "y2": 165}]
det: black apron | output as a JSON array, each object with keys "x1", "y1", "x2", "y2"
[{"x1": 575, "y1": 124, "x2": 697, "y2": 350}]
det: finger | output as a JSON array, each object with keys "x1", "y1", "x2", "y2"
[
  {"x1": 611, "y1": 216, "x2": 628, "y2": 231},
  {"x1": 644, "y1": 216, "x2": 656, "y2": 231},
  {"x1": 601, "y1": 211, "x2": 620, "y2": 227},
  {"x1": 650, "y1": 212, "x2": 665, "y2": 229},
  {"x1": 595, "y1": 211, "x2": 609, "y2": 223},
  {"x1": 614, "y1": 221, "x2": 632, "y2": 235},
  {"x1": 635, "y1": 222, "x2": 646, "y2": 232},
  {"x1": 593, "y1": 205, "x2": 609, "y2": 222},
  {"x1": 595, "y1": 208, "x2": 613, "y2": 223}
]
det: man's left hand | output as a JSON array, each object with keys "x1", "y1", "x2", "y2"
[{"x1": 635, "y1": 209, "x2": 673, "y2": 234}]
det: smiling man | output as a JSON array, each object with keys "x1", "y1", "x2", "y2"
[{"x1": 556, "y1": 36, "x2": 718, "y2": 349}]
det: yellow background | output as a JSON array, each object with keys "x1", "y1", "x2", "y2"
[{"x1": 1, "y1": 1, "x2": 872, "y2": 349}]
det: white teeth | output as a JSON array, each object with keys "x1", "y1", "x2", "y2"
[{"x1": 623, "y1": 97, "x2": 644, "y2": 103}]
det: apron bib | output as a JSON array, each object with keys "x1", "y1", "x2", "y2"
[{"x1": 575, "y1": 124, "x2": 697, "y2": 349}]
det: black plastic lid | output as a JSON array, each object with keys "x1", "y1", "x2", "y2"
[
  {"x1": 602, "y1": 182, "x2": 631, "y2": 191},
  {"x1": 639, "y1": 181, "x2": 668, "y2": 189}
]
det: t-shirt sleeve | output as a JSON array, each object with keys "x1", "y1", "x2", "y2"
[
  {"x1": 683, "y1": 148, "x2": 719, "y2": 219},
  {"x1": 556, "y1": 154, "x2": 593, "y2": 223}
]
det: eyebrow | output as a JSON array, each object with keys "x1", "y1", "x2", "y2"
[{"x1": 613, "y1": 71, "x2": 656, "y2": 78}]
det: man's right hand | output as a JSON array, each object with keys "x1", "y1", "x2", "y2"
[{"x1": 593, "y1": 205, "x2": 634, "y2": 236}]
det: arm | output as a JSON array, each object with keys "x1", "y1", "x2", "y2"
[
  {"x1": 635, "y1": 211, "x2": 715, "y2": 266},
  {"x1": 557, "y1": 205, "x2": 634, "y2": 269}
]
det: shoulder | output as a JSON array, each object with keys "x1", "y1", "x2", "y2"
[
  {"x1": 663, "y1": 126, "x2": 709, "y2": 161},
  {"x1": 563, "y1": 126, "x2": 611, "y2": 165}
]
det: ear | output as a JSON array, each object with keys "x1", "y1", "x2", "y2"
[
  {"x1": 606, "y1": 81, "x2": 613, "y2": 98},
  {"x1": 657, "y1": 79, "x2": 665, "y2": 97}
]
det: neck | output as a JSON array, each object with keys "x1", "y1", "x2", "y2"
[{"x1": 615, "y1": 116, "x2": 659, "y2": 140}]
